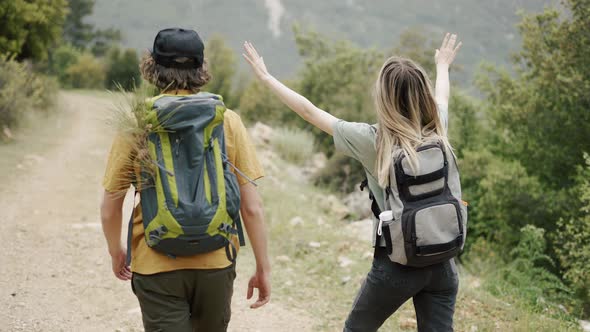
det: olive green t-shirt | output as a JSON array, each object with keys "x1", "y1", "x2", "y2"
[{"x1": 332, "y1": 104, "x2": 449, "y2": 246}]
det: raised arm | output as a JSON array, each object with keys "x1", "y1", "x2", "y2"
[
  {"x1": 242, "y1": 42, "x2": 338, "y2": 135},
  {"x1": 434, "y1": 33, "x2": 462, "y2": 108}
]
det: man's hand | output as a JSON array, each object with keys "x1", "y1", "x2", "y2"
[
  {"x1": 247, "y1": 270, "x2": 271, "y2": 309},
  {"x1": 435, "y1": 33, "x2": 462, "y2": 67},
  {"x1": 110, "y1": 247, "x2": 132, "y2": 281}
]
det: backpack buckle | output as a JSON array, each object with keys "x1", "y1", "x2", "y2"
[
  {"x1": 219, "y1": 223, "x2": 238, "y2": 235},
  {"x1": 147, "y1": 225, "x2": 168, "y2": 246}
]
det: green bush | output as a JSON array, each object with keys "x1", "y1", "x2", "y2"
[
  {"x1": 0, "y1": 58, "x2": 31, "y2": 128},
  {"x1": 48, "y1": 44, "x2": 82, "y2": 86},
  {"x1": 239, "y1": 79, "x2": 302, "y2": 127},
  {"x1": 64, "y1": 53, "x2": 105, "y2": 89},
  {"x1": 313, "y1": 153, "x2": 365, "y2": 193},
  {"x1": 555, "y1": 154, "x2": 590, "y2": 316},
  {"x1": 447, "y1": 91, "x2": 486, "y2": 158},
  {"x1": 271, "y1": 127, "x2": 316, "y2": 164},
  {"x1": 0, "y1": 0, "x2": 68, "y2": 60},
  {"x1": 294, "y1": 26, "x2": 381, "y2": 153},
  {"x1": 487, "y1": 225, "x2": 573, "y2": 316},
  {"x1": 204, "y1": 35, "x2": 239, "y2": 108},
  {"x1": 105, "y1": 47, "x2": 140, "y2": 91},
  {"x1": 0, "y1": 56, "x2": 58, "y2": 131},
  {"x1": 458, "y1": 150, "x2": 556, "y2": 254},
  {"x1": 27, "y1": 73, "x2": 58, "y2": 112}
]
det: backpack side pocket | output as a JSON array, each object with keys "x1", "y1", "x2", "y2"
[{"x1": 381, "y1": 215, "x2": 407, "y2": 265}]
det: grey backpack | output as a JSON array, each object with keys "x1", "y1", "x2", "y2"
[{"x1": 379, "y1": 140, "x2": 467, "y2": 267}]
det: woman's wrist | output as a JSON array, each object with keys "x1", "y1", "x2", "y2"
[{"x1": 260, "y1": 73, "x2": 274, "y2": 84}]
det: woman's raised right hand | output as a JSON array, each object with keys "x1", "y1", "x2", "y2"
[
  {"x1": 435, "y1": 33, "x2": 462, "y2": 67},
  {"x1": 243, "y1": 41, "x2": 271, "y2": 81}
]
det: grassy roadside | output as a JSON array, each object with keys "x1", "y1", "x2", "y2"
[
  {"x1": 0, "y1": 95, "x2": 69, "y2": 189},
  {"x1": 249, "y1": 133, "x2": 581, "y2": 331},
  {"x1": 0, "y1": 90, "x2": 114, "y2": 192}
]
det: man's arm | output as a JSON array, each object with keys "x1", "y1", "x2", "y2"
[
  {"x1": 100, "y1": 191, "x2": 132, "y2": 281},
  {"x1": 239, "y1": 182, "x2": 271, "y2": 309}
]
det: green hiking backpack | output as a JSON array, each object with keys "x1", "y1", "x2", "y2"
[{"x1": 130, "y1": 92, "x2": 245, "y2": 261}]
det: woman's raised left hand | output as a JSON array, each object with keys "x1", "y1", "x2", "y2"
[{"x1": 243, "y1": 41, "x2": 271, "y2": 81}]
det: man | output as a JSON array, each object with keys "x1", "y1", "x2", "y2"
[{"x1": 100, "y1": 28, "x2": 271, "y2": 332}]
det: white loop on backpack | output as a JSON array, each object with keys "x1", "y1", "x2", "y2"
[{"x1": 377, "y1": 219, "x2": 383, "y2": 236}]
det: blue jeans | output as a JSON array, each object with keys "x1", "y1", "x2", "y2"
[{"x1": 344, "y1": 248, "x2": 459, "y2": 332}]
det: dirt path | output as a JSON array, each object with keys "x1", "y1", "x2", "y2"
[{"x1": 0, "y1": 92, "x2": 314, "y2": 332}]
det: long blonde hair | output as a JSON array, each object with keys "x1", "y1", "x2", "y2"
[{"x1": 375, "y1": 57, "x2": 451, "y2": 187}]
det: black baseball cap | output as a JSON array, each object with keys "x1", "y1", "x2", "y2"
[{"x1": 152, "y1": 28, "x2": 204, "y2": 69}]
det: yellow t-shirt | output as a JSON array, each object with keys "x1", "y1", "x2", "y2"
[{"x1": 102, "y1": 98, "x2": 264, "y2": 275}]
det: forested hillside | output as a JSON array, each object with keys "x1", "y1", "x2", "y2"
[{"x1": 90, "y1": 0, "x2": 554, "y2": 80}]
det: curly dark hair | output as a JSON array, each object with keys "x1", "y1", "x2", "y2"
[{"x1": 139, "y1": 52, "x2": 211, "y2": 92}]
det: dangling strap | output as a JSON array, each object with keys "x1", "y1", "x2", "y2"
[
  {"x1": 360, "y1": 179, "x2": 382, "y2": 220},
  {"x1": 235, "y1": 215, "x2": 246, "y2": 246},
  {"x1": 381, "y1": 223, "x2": 394, "y2": 256},
  {"x1": 125, "y1": 192, "x2": 137, "y2": 266},
  {"x1": 225, "y1": 240, "x2": 238, "y2": 264}
]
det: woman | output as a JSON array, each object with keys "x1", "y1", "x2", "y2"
[{"x1": 243, "y1": 33, "x2": 462, "y2": 331}]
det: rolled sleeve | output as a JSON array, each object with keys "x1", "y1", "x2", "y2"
[
  {"x1": 224, "y1": 111, "x2": 265, "y2": 186},
  {"x1": 102, "y1": 134, "x2": 134, "y2": 193}
]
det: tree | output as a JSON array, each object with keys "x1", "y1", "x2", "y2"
[
  {"x1": 90, "y1": 28, "x2": 122, "y2": 57},
  {"x1": 64, "y1": 53, "x2": 105, "y2": 89},
  {"x1": 447, "y1": 91, "x2": 486, "y2": 158},
  {"x1": 477, "y1": 0, "x2": 590, "y2": 189},
  {"x1": 105, "y1": 47, "x2": 140, "y2": 91},
  {"x1": 391, "y1": 27, "x2": 437, "y2": 78},
  {"x1": 0, "y1": 0, "x2": 68, "y2": 60},
  {"x1": 204, "y1": 35, "x2": 239, "y2": 108},
  {"x1": 293, "y1": 25, "x2": 382, "y2": 153},
  {"x1": 554, "y1": 154, "x2": 590, "y2": 315},
  {"x1": 47, "y1": 44, "x2": 82, "y2": 85},
  {"x1": 62, "y1": 0, "x2": 94, "y2": 49},
  {"x1": 62, "y1": 0, "x2": 121, "y2": 56}
]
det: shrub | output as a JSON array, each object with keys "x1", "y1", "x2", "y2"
[
  {"x1": 48, "y1": 44, "x2": 82, "y2": 86},
  {"x1": 313, "y1": 153, "x2": 366, "y2": 193},
  {"x1": 554, "y1": 154, "x2": 590, "y2": 316},
  {"x1": 0, "y1": 56, "x2": 58, "y2": 131},
  {"x1": 65, "y1": 53, "x2": 105, "y2": 89},
  {"x1": 105, "y1": 47, "x2": 140, "y2": 91},
  {"x1": 239, "y1": 79, "x2": 302, "y2": 127},
  {"x1": 26, "y1": 73, "x2": 58, "y2": 112},
  {"x1": 0, "y1": 57, "x2": 31, "y2": 128},
  {"x1": 458, "y1": 150, "x2": 555, "y2": 254},
  {"x1": 271, "y1": 127, "x2": 315, "y2": 164},
  {"x1": 488, "y1": 225, "x2": 573, "y2": 315},
  {"x1": 204, "y1": 35, "x2": 239, "y2": 108}
]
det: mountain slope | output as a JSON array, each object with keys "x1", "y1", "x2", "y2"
[{"x1": 90, "y1": 0, "x2": 556, "y2": 81}]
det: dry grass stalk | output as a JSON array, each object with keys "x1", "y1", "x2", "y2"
[{"x1": 105, "y1": 83, "x2": 174, "y2": 196}]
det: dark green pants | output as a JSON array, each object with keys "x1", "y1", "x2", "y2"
[{"x1": 131, "y1": 266, "x2": 236, "y2": 332}]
